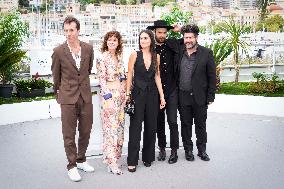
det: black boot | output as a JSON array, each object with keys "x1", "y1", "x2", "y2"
[
  {"x1": 157, "y1": 148, "x2": 166, "y2": 161},
  {"x1": 168, "y1": 149, "x2": 178, "y2": 164}
]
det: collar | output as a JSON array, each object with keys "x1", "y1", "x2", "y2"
[{"x1": 67, "y1": 41, "x2": 81, "y2": 56}]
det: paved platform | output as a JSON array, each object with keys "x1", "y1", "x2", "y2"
[{"x1": 0, "y1": 113, "x2": 284, "y2": 189}]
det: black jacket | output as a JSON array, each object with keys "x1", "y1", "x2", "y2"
[{"x1": 176, "y1": 42, "x2": 216, "y2": 106}]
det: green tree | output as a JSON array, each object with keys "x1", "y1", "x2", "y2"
[
  {"x1": 18, "y1": 0, "x2": 29, "y2": 7},
  {"x1": 161, "y1": 5, "x2": 192, "y2": 39},
  {"x1": 103, "y1": 0, "x2": 116, "y2": 3},
  {"x1": 118, "y1": 0, "x2": 127, "y2": 5},
  {"x1": 79, "y1": 0, "x2": 101, "y2": 5},
  {"x1": 205, "y1": 39, "x2": 233, "y2": 90},
  {"x1": 0, "y1": 12, "x2": 29, "y2": 85},
  {"x1": 39, "y1": 0, "x2": 54, "y2": 13},
  {"x1": 127, "y1": 0, "x2": 137, "y2": 5},
  {"x1": 218, "y1": 17, "x2": 250, "y2": 82},
  {"x1": 256, "y1": 14, "x2": 284, "y2": 32},
  {"x1": 256, "y1": 0, "x2": 270, "y2": 21},
  {"x1": 152, "y1": 0, "x2": 174, "y2": 7},
  {"x1": 210, "y1": 22, "x2": 229, "y2": 34}
]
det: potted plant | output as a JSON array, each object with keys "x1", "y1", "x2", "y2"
[
  {"x1": 0, "y1": 12, "x2": 29, "y2": 98},
  {"x1": 14, "y1": 72, "x2": 52, "y2": 98}
]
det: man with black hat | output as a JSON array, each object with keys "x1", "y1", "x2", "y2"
[{"x1": 147, "y1": 20, "x2": 180, "y2": 164}]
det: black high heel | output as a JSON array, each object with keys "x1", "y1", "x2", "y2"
[
  {"x1": 128, "y1": 166, "x2": 136, "y2": 172},
  {"x1": 143, "y1": 162, "x2": 151, "y2": 167}
]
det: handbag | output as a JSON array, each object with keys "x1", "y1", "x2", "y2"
[{"x1": 124, "y1": 95, "x2": 135, "y2": 115}]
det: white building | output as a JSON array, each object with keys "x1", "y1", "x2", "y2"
[
  {"x1": 239, "y1": 0, "x2": 257, "y2": 9},
  {"x1": 275, "y1": 0, "x2": 284, "y2": 7},
  {"x1": 0, "y1": 0, "x2": 18, "y2": 12},
  {"x1": 211, "y1": 0, "x2": 230, "y2": 9}
]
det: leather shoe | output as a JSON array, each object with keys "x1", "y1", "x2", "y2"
[
  {"x1": 143, "y1": 162, "x2": 151, "y2": 167},
  {"x1": 185, "y1": 151, "x2": 194, "y2": 161},
  {"x1": 168, "y1": 150, "x2": 178, "y2": 164},
  {"x1": 157, "y1": 148, "x2": 166, "y2": 161},
  {"x1": 128, "y1": 166, "x2": 136, "y2": 173},
  {"x1": 197, "y1": 151, "x2": 210, "y2": 161}
]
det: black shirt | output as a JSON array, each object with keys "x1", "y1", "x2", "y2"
[
  {"x1": 179, "y1": 50, "x2": 197, "y2": 92},
  {"x1": 155, "y1": 40, "x2": 178, "y2": 97}
]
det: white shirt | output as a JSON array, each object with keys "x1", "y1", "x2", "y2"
[{"x1": 67, "y1": 41, "x2": 81, "y2": 70}]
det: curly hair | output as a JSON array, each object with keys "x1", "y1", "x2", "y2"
[
  {"x1": 101, "y1": 31, "x2": 123, "y2": 56},
  {"x1": 181, "y1": 24, "x2": 199, "y2": 37},
  {"x1": 138, "y1": 29, "x2": 158, "y2": 72}
]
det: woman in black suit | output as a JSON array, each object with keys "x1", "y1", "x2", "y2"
[{"x1": 125, "y1": 30, "x2": 166, "y2": 172}]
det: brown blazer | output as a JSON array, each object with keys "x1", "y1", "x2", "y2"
[{"x1": 51, "y1": 41, "x2": 94, "y2": 104}]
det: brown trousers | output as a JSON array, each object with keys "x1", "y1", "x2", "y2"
[{"x1": 61, "y1": 95, "x2": 93, "y2": 170}]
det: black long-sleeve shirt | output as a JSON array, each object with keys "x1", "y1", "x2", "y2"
[{"x1": 155, "y1": 39, "x2": 178, "y2": 97}]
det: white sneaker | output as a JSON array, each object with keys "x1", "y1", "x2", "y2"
[
  {"x1": 77, "y1": 162, "x2": 95, "y2": 172},
  {"x1": 67, "y1": 167, "x2": 81, "y2": 182}
]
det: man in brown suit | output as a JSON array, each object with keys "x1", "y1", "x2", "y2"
[{"x1": 51, "y1": 16, "x2": 94, "y2": 182}]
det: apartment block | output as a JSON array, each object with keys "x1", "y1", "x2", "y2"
[
  {"x1": 0, "y1": 0, "x2": 18, "y2": 12},
  {"x1": 211, "y1": 0, "x2": 230, "y2": 9}
]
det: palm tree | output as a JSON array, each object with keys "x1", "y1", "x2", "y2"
[
  {"x1": 161, "y1": 5, "x2": 192, "y2": 39},
  {"x1": 206, "y1": 39, "x2": 233, "y2": 90},
  {"x1": 0, "y1": 12, "x2": 29, "y2": 98},
  {"x1": 0, "y1": 12, "x2": 28, "y2": 85},
  {"x1": 256, "y1": 0, "x2": 271, "y2": 21},
  {"x1": 219, "y1": 17, "x2": 250, "y2": 82}
]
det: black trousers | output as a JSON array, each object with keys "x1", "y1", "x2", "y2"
[
  {"x1": 179, "y1": 90, "x2": 208, "y2": 152},
  {"x1": 127, "y1": 89, "x2": 159, "y2": 166},
  {"x1": 157, "y1": 88, "x2": 179, "y2": 150}
]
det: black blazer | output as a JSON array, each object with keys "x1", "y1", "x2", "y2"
[{"x1": 176, "y1": 41, "x2": 216, "y2": 106}]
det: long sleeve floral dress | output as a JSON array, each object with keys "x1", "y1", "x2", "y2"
[{"x1": 97, "y1": 51, "x2": 126, "y2": 166}]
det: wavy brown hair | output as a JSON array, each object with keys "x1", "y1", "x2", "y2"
[
  {"x1": 100, "y1": 31, "x2": 123, "y2": 56},
  {"x1": 138, "y1": 29, "x2": 158, "y2": 72}
]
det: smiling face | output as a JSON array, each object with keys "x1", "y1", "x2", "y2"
[
  {"x1": 183, "y1": 32, "x2": 198, "y2": 49},
  {"x1": 139, "y1": 32, "x2": 151, "y2": 49},
  {"x1": 107, "y1": 35, "x2": 119, "y2": 51},
  {"x1": 64, "y1": 21, "x2": 80, "y2": 44},
  {"x1": 155, "y1": 28, "x2": 167, "y2": 44}
]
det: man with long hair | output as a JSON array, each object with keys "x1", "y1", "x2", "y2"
[{"x1": 147, "y1": 20, "x2": 180, "y2": 164}]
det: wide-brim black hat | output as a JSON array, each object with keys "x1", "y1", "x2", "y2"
[{"x1": 146, "y1": 20, "x2": 174, "y2": 30}]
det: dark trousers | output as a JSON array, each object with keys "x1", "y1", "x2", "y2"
[
  {"x1": 157, "y1": 89, "x2": 179, "y2": 150},
  {"x1": 127, "y1": 89, "x2": 159, "y2": 166},
  {"x1": 61, "y1": 95, "x2": 93, "y2": 170},
  {"x1": 179, "y1": 90, "x2": 207, "y2": 152}
]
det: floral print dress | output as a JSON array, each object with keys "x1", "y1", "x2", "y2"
[{"x1": 97, "y1": 51, "x2": 126, "y2": 166}]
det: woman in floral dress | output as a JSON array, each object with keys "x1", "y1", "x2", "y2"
[{"x1": 97, "y1": 31, "x2": 126, "y2": 175}]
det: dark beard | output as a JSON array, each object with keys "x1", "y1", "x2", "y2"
[
  {"x1": 156, "y1": 37, "x2": 166, "y2": 44},
  {"x1": 185, "y1": 42, "x2": 197, "y2": 49}
]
